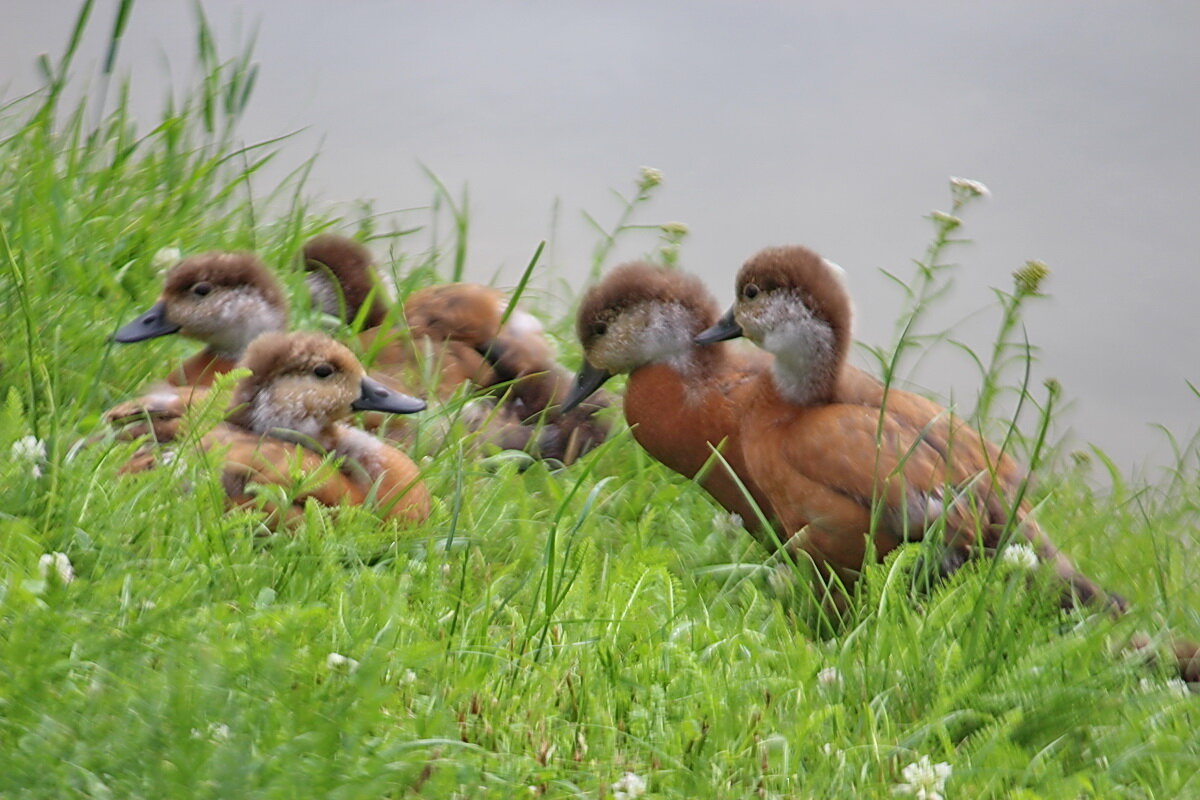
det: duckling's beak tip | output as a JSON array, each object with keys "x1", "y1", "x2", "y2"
[
  {"x1": 561, "y1": 361, "x2": 613, "y2": 413},
  {"x1": 694, "y1": 306, "x2": 742, "y2": 345}
]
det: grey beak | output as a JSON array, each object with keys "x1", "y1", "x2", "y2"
[
  {"x1": 693, "y1": 306, "x2": 742, "y2": 345},
  {"x1": 113, "y1": 300, "x2": 182, "y2": 343},
  {"x1": 352, "y1": 375, "x2": 426, "y2": 414},
  {"x1": 561, "y1": 361, "x2": 613, "y2": 413}
]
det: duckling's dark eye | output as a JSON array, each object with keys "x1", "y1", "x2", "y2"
[
  {"x1": 591, "y1": 321, "x2": 608, "y2": 337},
  {"x1": 313, "y1": 363, "x2": 334, "y2": 379},
  {"x1": 743, "y1": 283, "x2": 760, "y2": 300},
  {"x1": 191, "y1": 282, "x2": 213, "y2": 297}
]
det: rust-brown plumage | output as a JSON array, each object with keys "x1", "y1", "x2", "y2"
[
  {"x1": 123, "y1": 331, "x2": 430, "y2": 526},
  {"x1": 303, "y1": 234, "x2": 391, "y2": 329},
  {"x1": 303, "y1": 234, "x2": 609, "y2": 460},
  {"x1": 479, "y1": 324, "x2": 613, "y2": 465},
  {"x1": 571, "y1": 262, "x2": 779, "y2": 538},
  {"x1": 708, "y1": 245, "x2": 1112, "y2": 602}
]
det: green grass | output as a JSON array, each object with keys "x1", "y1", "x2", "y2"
[{"x1": 2, "y1": 6, "x2": 1200, "y2": 798}]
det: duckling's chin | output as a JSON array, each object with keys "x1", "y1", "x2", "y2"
[{"x1": 246, "y1": 391, "x2": 325, "y2": 440}]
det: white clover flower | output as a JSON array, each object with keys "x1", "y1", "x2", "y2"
[
  {"x1": 949, "y1": 176, "x2": 990, "y2": 198},
  {"x1": 611, "y1": 771, "x2": 647, "y2": 800},
  {"x1": 152, "y1": 247, "x2": 183, "y2": 273},
  {"x1": 12, "y1": 435, "x2": 46, "y2": 477},
  {"x1": 660, "y1": 221, "x2": 689, "y2": 237},
  {"x1": 638, "y1": 166, "x2": 664, "y2": 189},
  {"x1": 894, "y1": 755, "x2": 952, "y2": 800},
  {"x1": 12, "y1": 435, "x2": 46, "y2": 462},
  {"x1": 1001, "y1": 543, "x2": 1039, "y2": 570},
  {"x1": 400, "y1": 669, "x2": 418, "y2": 685},
  {"x1": 325, "y1": 652, "x2": 360, "y2": 673},
  {"x1": 817, "y1": 667, "x2": 843, "y2": 688},
  {"x1": 38, "y1": 552, "x2": 74, "y2": 585},
  {"x1": 208, "y1": 722, "x2": 232, "y2": 741},
  {"x1": 712, "y1": 511, "x2": 743, "y2": 534}
]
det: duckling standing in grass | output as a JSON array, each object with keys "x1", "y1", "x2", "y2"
[
  {"x1": 561, "y1": 261, "x2": 780, "y2": 538},
  {"x1": 694, "y1": 245, "x2": 1200, "y2": 680},
  {"x1": 693, "y1": 245, "x2": 1119, "y2": 606}
]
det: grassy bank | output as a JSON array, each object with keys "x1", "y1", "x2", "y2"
[{"x1": 1, "y1": 5, "x2": 1198, "y2": 798}]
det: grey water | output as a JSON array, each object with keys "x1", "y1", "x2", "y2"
[{"x1": 3, "y1": 1, "x2": 1198, "y2": 474}]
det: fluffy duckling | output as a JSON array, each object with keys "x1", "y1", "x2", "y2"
[
  {"x1": 114, "y1": 251, "x2": 287, "y2": 386},
  {"x1": 108, "y1": 252, "x2": 289, "y2": 441},
  {"x1": 304, "y1": 234, "x2": 611, "y2": 462},
  {"x1": 694, "y1": 245, "x2": 1119, "y2": 607},
  {"x1": 303, "y1": 234, "x2": 497, "y2": 397},
  {"x1": 475, "y1": 321, "x2": 613, "y2": 465},
  {"x1": 561, "y1": 262, "x2": 779, "y2": 538},
  {"x1": 211, "y1": 331, "x2": 431, "y2": 524}
]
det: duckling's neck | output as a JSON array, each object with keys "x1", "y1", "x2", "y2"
[
  {"x1": 204, "y1": 291, "x2": 287, "y2": 358},
  {"x1": 635, "y1": 306, "x2": 713, "y2": 374},
  {"x1": 763, "y1": 318, "x2": 841, "y2": 406}
]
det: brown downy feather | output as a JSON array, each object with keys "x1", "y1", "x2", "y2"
[{"x1": 303, "y1": 234, "x2": 391, "y2": 328}]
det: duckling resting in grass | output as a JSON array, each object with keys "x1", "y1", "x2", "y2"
[
  {"x1": 304, "y1": 233, "x2": 611, "y2": 463},
  {"x1": 108, "y1": 251, "x2": 289, "y2": 441},
  {"x1": 130, "y1": 331, "x2": 431, "y2": 526}
]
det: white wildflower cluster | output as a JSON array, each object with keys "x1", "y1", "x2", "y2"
[
  {"x1": 610, "y1": 771, "x2": 647, "y2": 800},
  {"x1": 39, "y1": 552, "x2": 75, "y2": 585},
  {"x1": 894, "y1": 755, "x2": 952, "y2": 800},
  {"x1": 638, "y1": 166, "x2": 664, "y2": 191},
  {"x1": 152, "y1": 246, "x2": 183, "y2": 273},
  {"x1": 190, "y1": 722, "x2": 232, "y2": 742},
  {"x1": 325, "y1": 652, "x2": 360, "y2": 673},
  {"x1": 817, "y1": 666, "x2": 843, "y2": 688},
  {"x1": 949, "y1": 176, "x2": 990, "y2": 198},
  {"x1": 12, "y1": 435, "x2": 47, "y2": 478},
  {"x1": 1001, "y1": 543, "x2": 1039, "y2": 570}
]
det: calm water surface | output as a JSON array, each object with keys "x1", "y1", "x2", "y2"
[{"x1": 3, "y1": 1, "x2": 1198, "y2": 472}]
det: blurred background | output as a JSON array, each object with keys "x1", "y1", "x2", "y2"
[{"x1": 2, "y1": 1, "x2": 1197, "y2": 472}]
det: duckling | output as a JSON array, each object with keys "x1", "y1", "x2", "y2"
[
  {"x1": 304, "y1": 234, "x2": 611, "y2": 461},
  {"x1": 474, "y1": 320, "x2": 613, "y2": 465},
  {"x1": 561, "y1": 262, "x2": 779, "y2": 539},
  {"x1": 108, "y1": 252, "x2": 289, "y2": 441},
  {"x1": 693, "y1": 245, "x2": 1118, "y2": 608},
  {"x1": 114, "y1": 251, "x2": 287, "y2": 386},
  {"x1": 302, "y1": 235, "x2": 497, "y2": 397},
  {"x1": 207, "y1": 331, "x2": 430, "y2": 524}
]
